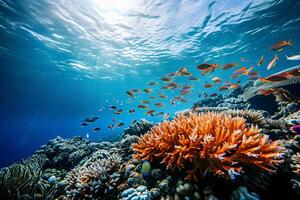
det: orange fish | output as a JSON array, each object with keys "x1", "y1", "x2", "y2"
[
  {"x1": 256, "y1": 89, "x2": 276, "y2": 96},
  {"x1": 260, "y1": 74, "x2": 288, "y2": 82},
  {"x1": 161, "y1": 77, "x2": 172, "y2": 82},
  {"x1": 154, "y1": 102, "x2": 164, "y2": 107},
  {"x1": 204, "y1": 83, "x2": 213, "y2": 88},
  {"x1": 148, "y1": 81, "x2": 158, "y2": 86},
  {"x1": 137, "y1": 105, "x2": 148, "y2": 109},
  {"x1": 257, "y1": 56, "x2": 264, "y2": 66},
  {"x1": 270, "y1": 39, "x2": 292, "y2": 51},
  {"x1": 126, "y1": 90, "x2": 135, "y2": 97},
  {"x1": 248, "y1": 71, "x2": 258, "y2": 76},
  {"x1": 180, "y1": 89, "x2": 190, "y2": 96},
  {"x1": 159, "y1": 93, "x2": 167, "y2": 99},
  {"x1": 219, "y1": 85, "x2": 229, "y2": 91},
  {"x1": 114, "y1": 109, "x2": 123, "y2": 114},
  {"x1": 143, "y1": 88, "x2": 153, "y2": 93},
  {"x1": 267, "y1": 54, "x2": 278, "y2": 70},
  {"x1": 222, "y1": 63, "x2": 237, "y2": 70},
  {"x1": 229, "y1": 84, "x2": 240, "y2": 89},
  {"x1": 141, "y1": 100, "x2": 150, "y2": 104},
  {"x1": 145, "y1": 110, "x2": 155, "y2": 116},
  {"x1": 231, "y1": 66, "x2": 253, "y2": 78},
  {"x1": 212, "y1": 77, "x2": 222, "y2": 83},
  {"x1": 182, "y1": 84, "x2": 192, "y2": 90},
  {"x1": 197, "y1": 63, "x2": 217, "y2": 70}
]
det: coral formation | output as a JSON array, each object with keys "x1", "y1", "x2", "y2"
[
  {"x1": 133, "y1": 112, "x2": 285, "y2": 180},
  {"x1": 0, "y1": 154, "x2": 46, "y2": 199},
  {"x1": 65, "y1": 153, "x2": 122, "y2": 199}
]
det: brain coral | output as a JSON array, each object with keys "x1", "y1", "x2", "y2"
[{"x1": 133, "y1": 112, "x2": 285, "y2": 180}]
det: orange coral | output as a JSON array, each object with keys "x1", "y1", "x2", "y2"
[{"x1": 133, "y1": 112, "x2": 285, "y2": 180}]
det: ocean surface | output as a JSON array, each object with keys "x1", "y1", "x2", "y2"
[{"x1": 0, "y1": 0, "x2": 300, "y2": 167}]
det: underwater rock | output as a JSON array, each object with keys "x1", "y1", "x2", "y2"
[
  {"x1": 230, "y1": 186, "x2": 260, "y2": 200},
  {"x1": 123, "y1": 119, "x2": 153, "y2": 137}
]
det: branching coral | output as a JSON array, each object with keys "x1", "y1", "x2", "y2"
[
  {"x1": 133, "y1": 112, "x2": 285, "y2": 180},
  {"x1": 0, "y1": 154, "x2": 46, "y2": 199}
]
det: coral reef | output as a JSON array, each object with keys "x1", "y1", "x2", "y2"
[
  {"x1": 65, "y1": 153, "x2": 122, "y2": 199},
  {"x1": 0, "y1": 154, "x2": 47, "y2": 199},
  {"x1": 133, "y1": 112, "x2": 285, "y2": 180},
  {"x1": 123, "y1": 119, "x2": 153, "y2": 137}
]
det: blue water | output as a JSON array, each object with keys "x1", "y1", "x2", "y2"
[{"x1": 0, "y1": 0, "x2": 300, "y2": 167}]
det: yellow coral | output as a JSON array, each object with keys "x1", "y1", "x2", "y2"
[{"x1": 133, "y1": 112, "x2": 285, "y2": 180}]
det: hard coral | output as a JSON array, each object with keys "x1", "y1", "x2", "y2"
[{"x1": 133, "y1": 112, "x2": 285, "y2": 180}]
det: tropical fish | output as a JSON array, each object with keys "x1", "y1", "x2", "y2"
[
  {"x1": 85, "y1": 117, "x2": 98, "y2": 123},
  {"x1": 248, "y1": 71, "x2": 258, "y2": 76},
  {"x1": 166, "y1": 82, "x2": 179, "y2": 90},
  {"x1": 212, "y1": 77, "x2": 222, "y2": 83},
  {"x1": 257, "y1": 56, "x2": 264, "y2": 66},
  {"x1": 197, "y1": 63, "x2": 217, "y2": 70},
  {"x1": 161, "y1": 85, "x2": 169, "y2": 90},
  {"x1": 210, "y1": 93, "x2": 218, "y2": 97},
  {"x1": 131, "y1": 120, "x2": 137, "y2": 125},
  {"x1": 290, "y1": 125, "x2": 300, "y2": 134},
  {"x1": 129, "y1": 109, "x2": 135, "y2": 113},
  {"x1": 143, "y1": 88, "x2": 153, "y2": 93},
  {"x1": 93, "y1": 127, "x2": 101, "y2": 132},
  {"x1": 145, "y1": 110, "x2": 155, "y2": 116},
  {"x1": 81, "y1": 122, "x2": 88, "y2": 127},
  {"x1": 154, "y1": 102, "x2": 164, "y2": 107},
  {"x1": 222, "y1": 63, "x2": 237, "y2": 70},
  {"x1": 148, "y1": 81, "x2": 158, "y2": 86},
  {"x1": 256, "y1": 88, "x2": 277, "y2": 96},
  {"x1": 270, "y1": 39, "x2": 292, "y2": 51},
  {"x1": 131, "y1": 89, "x2": 140, "y2": 93},
  {"x1": 159, "y1": 93, "x2": 167, "y2": 99},
  {"x1": 286, "y1": 54, "x2": 300, "y2": 61},
  {"x1": 180, "y1": 89, "x2": 190, "y2": 96},
  {"x1": 141, "y1": 161, "x2": 151, "y2": 178},
  {"x1": 116, "y1": 122, "x2": 124, "y2": 128},
  {"x1": 141, "y1": 100, "x2": 150, "y2": 104},
  {"x1": 163, "y1": 113, "x2": 170, "y2": 120},
  {"x1": 201, "y1": 67, "x2": 216, "y2": 75},
  {"x1": 177, "y1": 67, "x2": 188, "y2": 76},
  {"x1": 126, "y1": 90, "x2": 135, "y2": 97},
  {"x1": 229, "y1": 84, "x2": 240, "y2": 89},
  {"x1": 137, "y1": 105, "x2": 149, "y2": 109},
  {"x1": 267, "y1": 54, "x2": 278, "y2": 70},
  {"x1": 161, "y1": 77, "x2": 172, "y2": 82},
  {"x1": 108, "y1": 124, "x2": 114, "y2": 129},
  {"x1": 114, "y1": 109, "x2": 123, "y2": 114},
  {"x1": 150, "y1": 96, "x2": 156, "y2": 100},
  {"x1": 110, "y1": 105, "x2": 117, "y2": 110},
  {"x1": 204, "y1": 83, "x2": 213, "y2": 88},
  {"x1": 231, "y1": 66, "x2": 253, "y2": 78},
  {"x1": 219, "y1": 85, "x2": 229, "y2": 91},
  {"x1": 260, "y1": 75, "x2": 288, "y2": 83},
  {"x1": 175, "y1": 96, "x2": 187, "y2": 102},
  {"x1": 156, "y1": 111, "x2": 164, "y2": 116},
  {"x1": 203, "y1": 92, "x2": 208, "y2": 98},
  {"x1": 290, "y1": 69, "x2": 300, "y2": 76},
  {"x1": 188, "y1": 76, "x2": 199, "y2": 81},
  {"x1": 182, "y1": 84, "x2": 193, "y2": 90},
  {"x1": 165, "y1": 72, "x2": 177, "y2": 77},
  {"x1": 113, "y1": 118, "x2": 117, "y2": 122}
]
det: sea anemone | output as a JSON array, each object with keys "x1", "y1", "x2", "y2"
[{"x1": 133, "y1": 112, "x2": 285, "y2": 180}]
